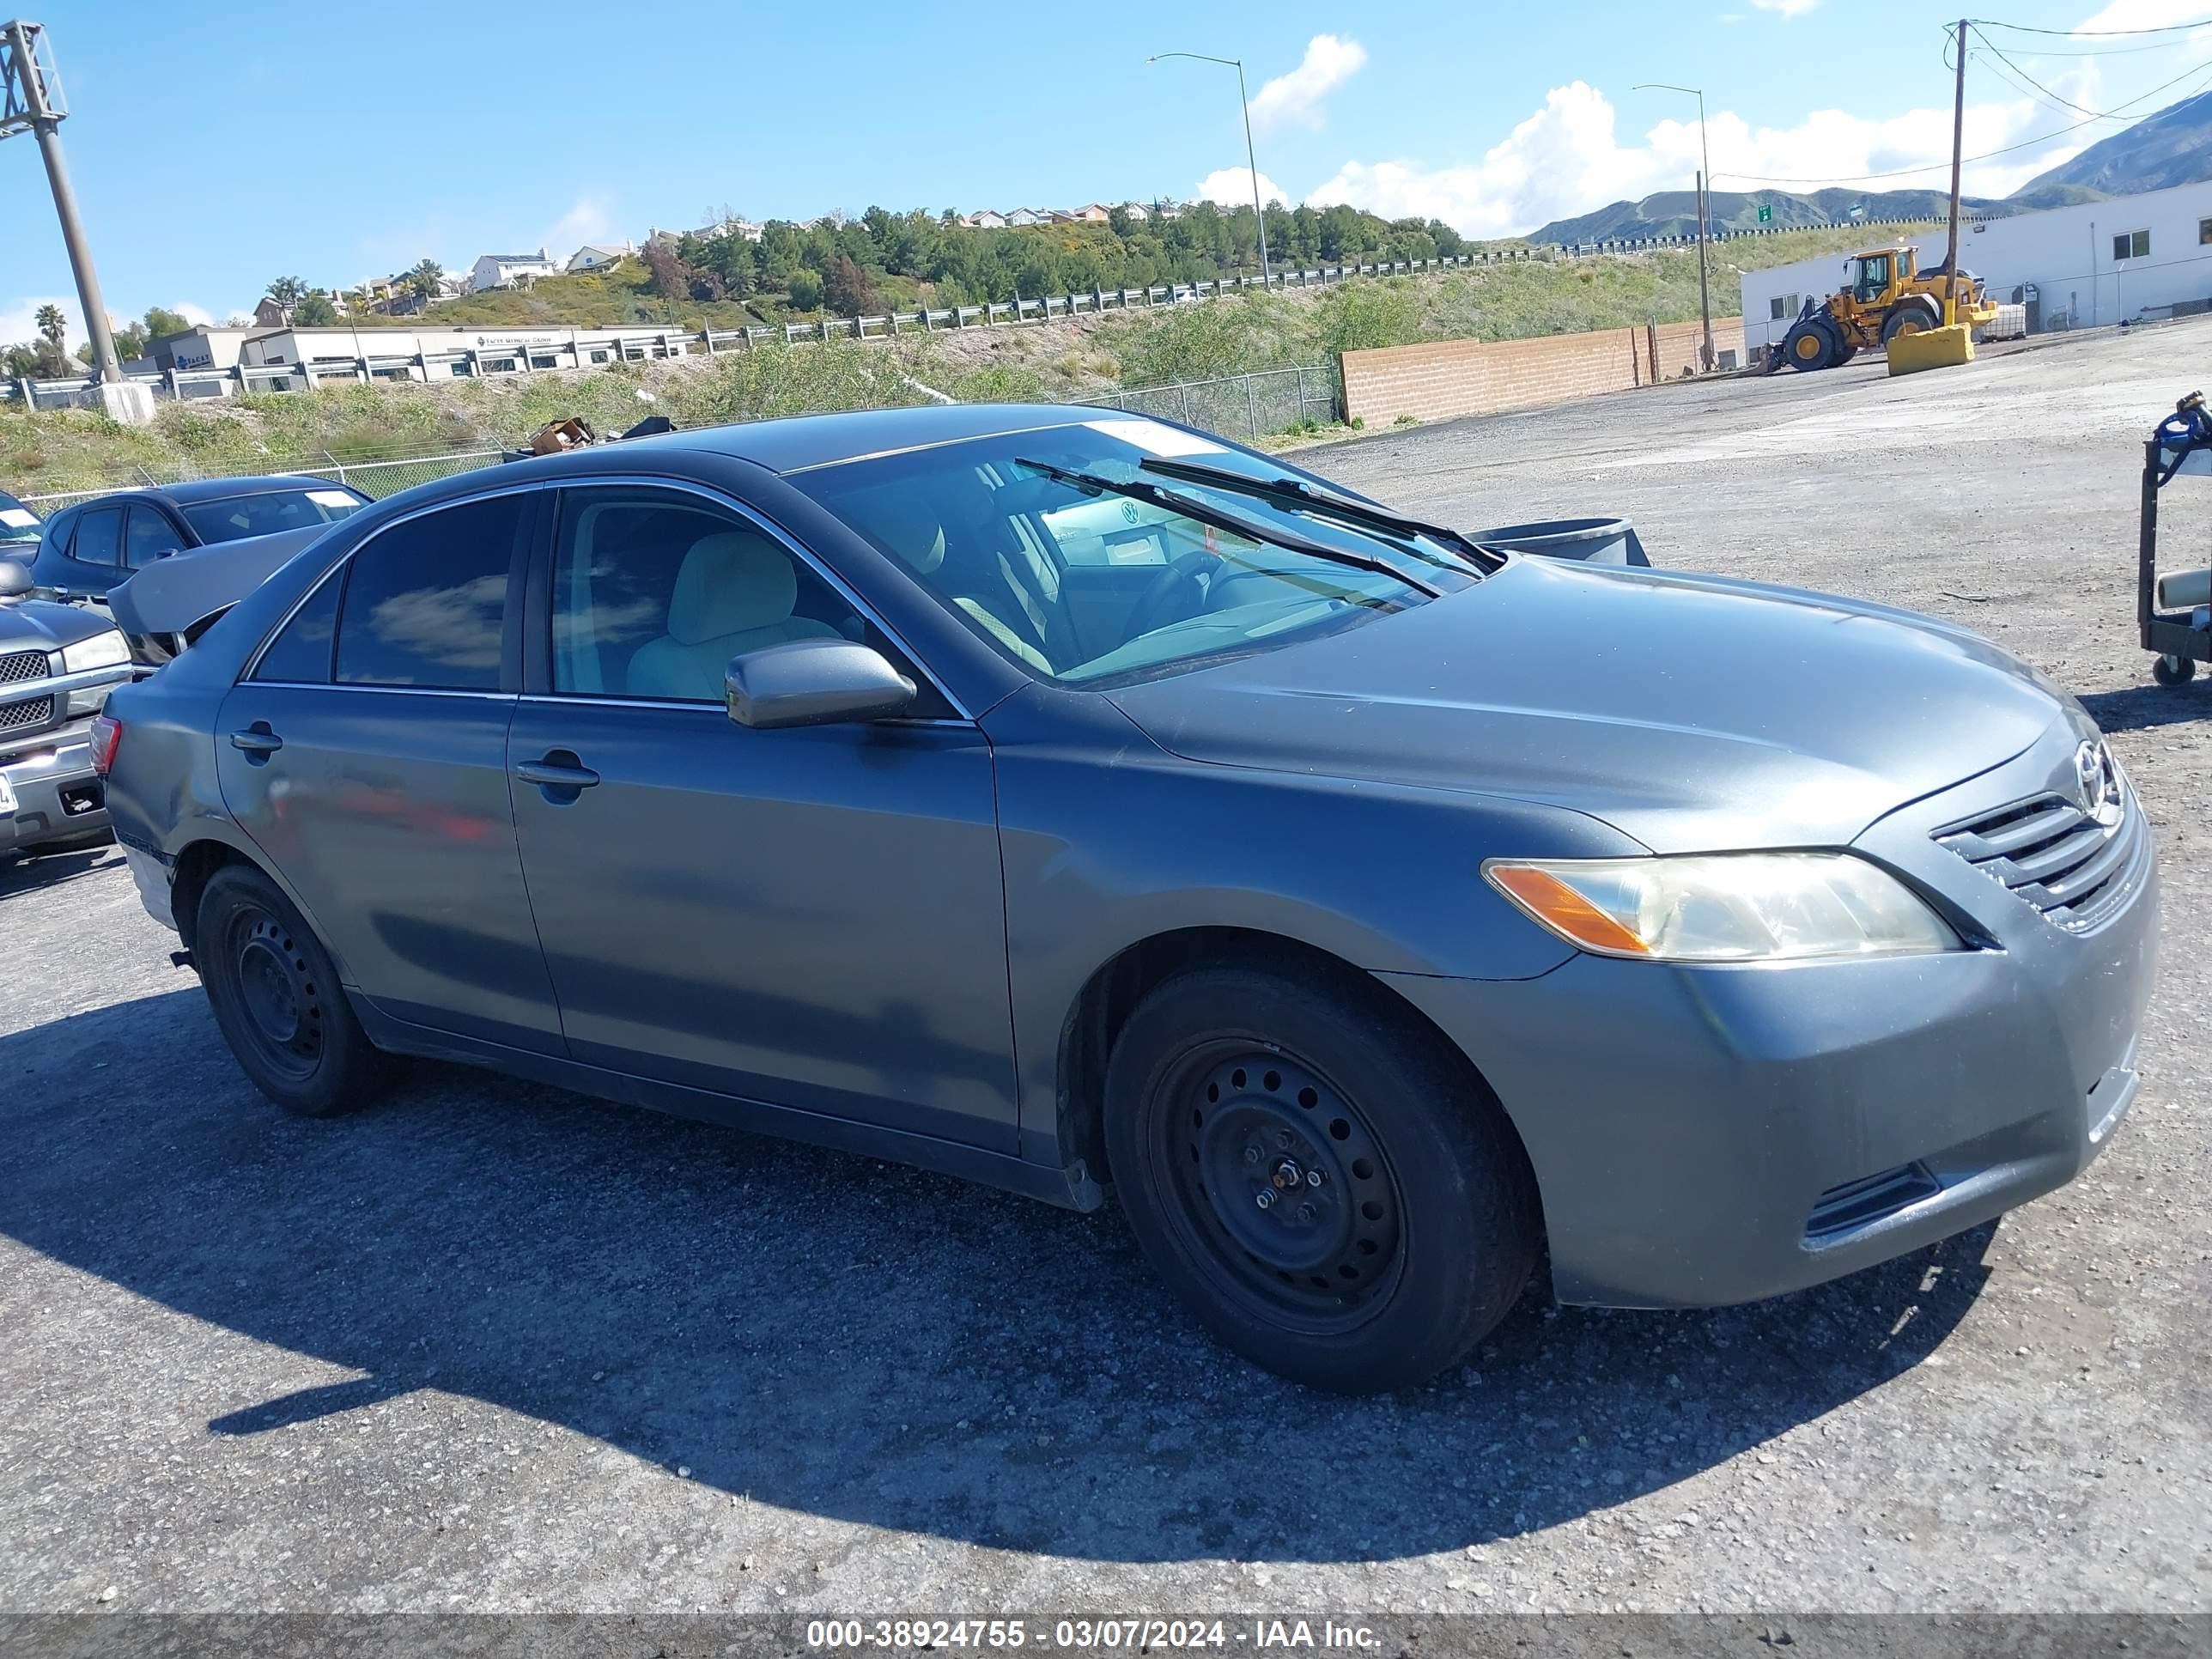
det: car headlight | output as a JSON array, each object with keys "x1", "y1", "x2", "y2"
[
  {"x1": 1483, "y1": 852, "x2": 1960, "y2": 963},
  {"x1": 62, "y1": 630, "x2": 130, "y2": 673}
]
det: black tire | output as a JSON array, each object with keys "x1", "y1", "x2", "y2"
[
  {"x1": 2152, "y1": 653, "x2": 2198, "y2": 687},
  {"x1": 197, "y1": 864, "x2": 383, "y2": 1117},
  {"x1": 1103, "y1": 963, "x2": 1538, "y2": 1393},
  {"x1": 1781, "y1": 317, "x2": 1839, "y2": 371},
  {"x1": 1881, "y1": 299, "x2": 1942, "y2": 343}
]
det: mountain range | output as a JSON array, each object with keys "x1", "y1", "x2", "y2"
[{"x1": 1532, "y1": 86, "x2": 2212, "y2": 246}]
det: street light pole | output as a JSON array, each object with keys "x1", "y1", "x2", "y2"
[
  {"x1": 1635, "y1": 82, "x2": 1714, "y2": 372},
  {"x1": 1150, "y1": 51, "x2": 1272, "y2": 285}
]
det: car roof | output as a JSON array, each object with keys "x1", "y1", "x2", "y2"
[
  {"x1": 153, "y1": 474, "x2": 353, "y2": 505},
  {"x1": 641, "y1": 403, "x2": 1127, "y2": 476}
]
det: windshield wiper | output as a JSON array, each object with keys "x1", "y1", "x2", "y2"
[
  {"x1": 1134, "y1": 456, "x2": 1498, "y2": 571},
  {"x1": 1012, "y1": 459, "x2": 1439, "y2": 599}
]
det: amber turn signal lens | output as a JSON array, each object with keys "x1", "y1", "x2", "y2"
[{"x1": 1485, "y1": 864, "x2": 1652, "y2": 957}]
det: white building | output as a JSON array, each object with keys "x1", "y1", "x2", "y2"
[
  {"x1": 1740, "y1": 176, "x2": 2212, "y2": 356},
  {"x1": 469, "y1": 248, "x2": 561, "y2": 291},
  {"x1": 565, "y1": 241, "x2": 636, "y2": 273},
  {"x1": 236, "y1": 325, "x2": 698, "y2": 378},
  {"x1": 966, "y1": 209, "x2": 1007, "y2": 229}
]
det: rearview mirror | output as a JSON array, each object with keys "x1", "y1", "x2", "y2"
[
  {"x1": 726, "y1": 637, "x2": 917, "y2": 730},
  {"x1": 0, "y1": 559, "x2": 30, "y2": 599}
]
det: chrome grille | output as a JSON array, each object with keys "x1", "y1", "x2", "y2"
[
  {"x1": 0, "y1": 648, "x2": 46, "y2": 685},
  {"x1": 0, "y1": 693, "x2": 54, "y2": 732},
  {"x1": 1933, "y1": 786, "x2": 2143, "y2": 932}
]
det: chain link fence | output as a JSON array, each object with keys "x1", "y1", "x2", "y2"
[
  {"x1": 1096, "y1": 366, "x2": 1336, "y2": 443},
  {"x1": 16, "y1": 447, "x2": 508, "y2": 513}
]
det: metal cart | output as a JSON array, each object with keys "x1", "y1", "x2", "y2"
[{"x1": 2139, "y1": 394, "x2": 2212, "y2": 688}]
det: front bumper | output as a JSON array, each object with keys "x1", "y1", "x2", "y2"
[
  {"x1": 0, "y1": 717, "x2": 109, "y2": 854},
  {"x1": 1385, "y1": 723, "x2": 2160, "y2": 1310}
]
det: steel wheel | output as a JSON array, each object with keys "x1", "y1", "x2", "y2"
[
  {"x1": 225, "y1": 903, "x2": 327, "y2": 1085},
  {"x1": 1158, "y1": 1042, "x2": 1407, "y2": 1335}
]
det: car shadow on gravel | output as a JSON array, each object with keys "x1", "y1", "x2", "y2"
[
  {"x1": 0, "y1": 838, "x2": 120, "y2": 899},
  {"x1": 0, "y1": 989, "x2": 1996, "y2": 1566},
  {"x1": 2078, "y1": 684, "x2": 2211, "y2": 732}
]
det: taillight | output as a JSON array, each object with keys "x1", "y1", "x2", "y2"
[{"x1": 88, "y1": 714, "x2": 123, "y2": 776}]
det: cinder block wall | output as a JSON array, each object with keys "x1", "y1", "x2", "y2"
[{"x1": 1340, "y1": 318, "x2": 1745, "y2": 426}]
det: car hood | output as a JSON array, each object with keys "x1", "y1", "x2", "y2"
[
  {"x1": 106, "y1": 522, "x2": 331, "y2": 641},
  {"x1": 1105, "y1": 556, "x2": 2070, "y2": 852},
  {"x1": 0, "y1": 593, "x2": 121, "y2": 653}
]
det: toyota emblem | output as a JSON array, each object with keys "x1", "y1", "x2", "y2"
[{"x1": 2073, "y1": 738, "x2": 2124, "y2": 828}]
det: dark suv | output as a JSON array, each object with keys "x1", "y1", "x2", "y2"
[{"x1": 27, "y1": 477, "x2": 368, "y2": 608}]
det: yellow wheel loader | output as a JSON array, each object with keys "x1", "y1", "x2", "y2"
[{"x1": 1771, "y1": 244, "x2": 2000, "y2": 373}]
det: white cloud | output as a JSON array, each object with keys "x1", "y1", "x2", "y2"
[
  {"x1": 172, "y1": 301, "x2": 216, "y2": 327},
  {"x1": 1248, "y1": 33, "x2": 1365, "y2": 131},
  {"x1": 544, "y1": 193, "x2": 615, "y2": 252},
  {"x1": 1196, "y1": 166, "x2": 1291, "y2": 210},
  {"x1": 1747, "y1": 0, "x2": 1820, "y2": 15},
  {"x1": 1296, "y1": 76, "x2": 2099, "y2": 237}
]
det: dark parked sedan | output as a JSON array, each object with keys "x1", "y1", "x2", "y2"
[
  {"x1": 26, "y1": 475, "x2": 368, "y2": 607},
  {"x1": 97, "y1": 404, "x2": 2158, "y2": 1391}
]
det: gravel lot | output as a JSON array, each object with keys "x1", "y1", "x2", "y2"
[{"x1": 2, "y1": 324, "x2": 2208, "y2": 1620}]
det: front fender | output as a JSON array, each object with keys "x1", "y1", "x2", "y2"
[{"x1": 984, "y1": 684, "x2": 1637, "y2": 1158}]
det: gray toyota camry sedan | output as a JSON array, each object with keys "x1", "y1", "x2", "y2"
[{"x1": 97, "y1": 404, "x2": 2158, "y2": 1392}]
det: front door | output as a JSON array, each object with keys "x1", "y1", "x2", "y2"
[
  {"x1": 505, "y1": 483, "x2": 1018, "y2": 1148},
  {"x1": 216, "y1": 489, "x2": 564, "y2": 1054}
]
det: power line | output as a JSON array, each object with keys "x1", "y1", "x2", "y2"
[
  {"x1": 1968, "y1": 13, "x2": 2212, "y2": 37},
  {"x1": 1714, "y1": 43, "x2": 2212, "y2": 187},
  {"x1": 1967, "y1": 24, "x2": 2199, "y2": 118}
]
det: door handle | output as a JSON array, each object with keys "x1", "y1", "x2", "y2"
[
  {"x1": 514, "y1": 757, "x2": 599, "y2": 789},
  {"x1": 228, "y1": 726, "x2": 283, "y2": 756}
]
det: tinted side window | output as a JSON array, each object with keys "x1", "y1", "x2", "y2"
[
  {"x1": 72, "y1": 506, "x2": 124, "y2": 566},
  {"x1": 35, "y1": 507, "x2": 77, "y2": 561},
  {"x1": 335, "y1": 495, "x2": 524, "y2": 690},
  {"x1": 251, "y1": 568, "x2": 343, "y2": 684},
  {"x1": 125, "y1": 506, "x2": 187, "y2": 568},
  {"x1": 549, "y1": 486, "x2": 867, "y2": 703}
]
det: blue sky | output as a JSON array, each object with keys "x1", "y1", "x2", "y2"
[{"x1": 5, "y1": 0, "x2": 2209, "y2": 347}]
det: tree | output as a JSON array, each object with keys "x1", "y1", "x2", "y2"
[
  {"x1": 143, "y1": 306, "x2": 191, "y2": 341},
  {"x1": 293, "y1": 291, "x2": 338, "y2": 327},
  {"x1": 786, "y1": 268, "x2": 824, "y2": 312},
  {"x1": 35, "y1": 304, "x2": 64, "y2": 349},
  {"x1": 265, "y1": 276, "x2": 309, "y2": 312},
  {"x1": 641, "y1": 239, "x2": 688, "y2": 301},
  {"x1": 111, "y1": 319, "x2": 149, "y2": 362},
  {"x1": 404, "y1": 258, "x2": 444, "y2": 301},
  {"x1": 28, "y1": 305, "x2": 70, "y2": 376},
  {"x1": 821, "y1": 254, "x2": 880, "y2": 317}
]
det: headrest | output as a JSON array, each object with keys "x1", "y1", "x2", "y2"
[
  {"x1": 667, "y1": 531, "x2": 796, "y2": 645},
  {"x1": 837, "y1": 483, "x2": 947, "y2": 574}
]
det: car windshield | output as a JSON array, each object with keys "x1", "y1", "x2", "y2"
[
  {"x1": 793, "y1": 417, "x2": 1478, "y2": 686},
  {"x1": 179, "y1": 485, "x2": 365, "y2": 544},
  {"x1": 0, "y1": 496, "x2": 39, "y2": 546}
]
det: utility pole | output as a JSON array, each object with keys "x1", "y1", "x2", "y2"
[
  {"x1": 1636, "y1": 83, "x2": 1714, "y2": 370},
  {"x1": 1944, "y1": 16, "x2": 1968, "y2": 325},
  {"x1": 1694, "y1": 171, "x2": 1714, "y2": 372},
  {"x1": 0, "y1": 20, "x2": 150, "y2": 422}
]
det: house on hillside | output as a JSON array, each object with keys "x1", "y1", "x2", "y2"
[
  {"x1": 647, "y1": 216, "x2": 764, "y2": 248},
  {"x1": 965, "y1": 209, "x2": 1007, "y2": 229},
  {"x1": 1118, "y1": 202, "x2": 1149, "y2": 222},
  {"x1": 1005, "y1": 208, "x2": 1048, "y2": 227},
  {"x1": 1072, "y1": 204, "x2": 1111, "y2": 223},
  {"x1": 468, "y1": 249, "x2": 561, "y2": 291},
  {"x1": 566, "y1": 241, "x2": 637, "y2": 273}
]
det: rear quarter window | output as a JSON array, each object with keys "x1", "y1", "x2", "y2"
[{"x1": 333, "y1": 495, "x2": 524, "y2": 690}]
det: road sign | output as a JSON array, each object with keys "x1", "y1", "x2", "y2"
[{"x1": 1757, "y1": 204, "x2": 1771, "y2": 224}]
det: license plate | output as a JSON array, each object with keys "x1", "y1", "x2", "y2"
[{"x1": 0, "y1": 774, "x2": 15, "y2": 813}]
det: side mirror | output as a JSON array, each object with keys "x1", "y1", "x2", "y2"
[
  {"x1": 0, "y1": 559, "x2": 30, "y2": 599},
  {"x1": 726, "y1": 637, "x2": 917, "y2": 730}
]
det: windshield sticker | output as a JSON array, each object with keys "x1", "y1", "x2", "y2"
[
  {"x1": 1082, "y1": 418, "x2": 1227, "y2": 459},
  {"x1": 307, "y1": 489, "x2": 357, "y2": 508},
  {"x1": 0, "y1": 507, "x2": 36, "y2": 528}
]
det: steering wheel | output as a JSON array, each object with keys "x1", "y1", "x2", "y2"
[{"x1": 1122, "y1": 550, "x2": 1218, "y2": 641}]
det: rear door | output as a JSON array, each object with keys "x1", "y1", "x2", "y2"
[{"x1": 215, "y1": 488, "x2": 565, "y2": 1054}]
